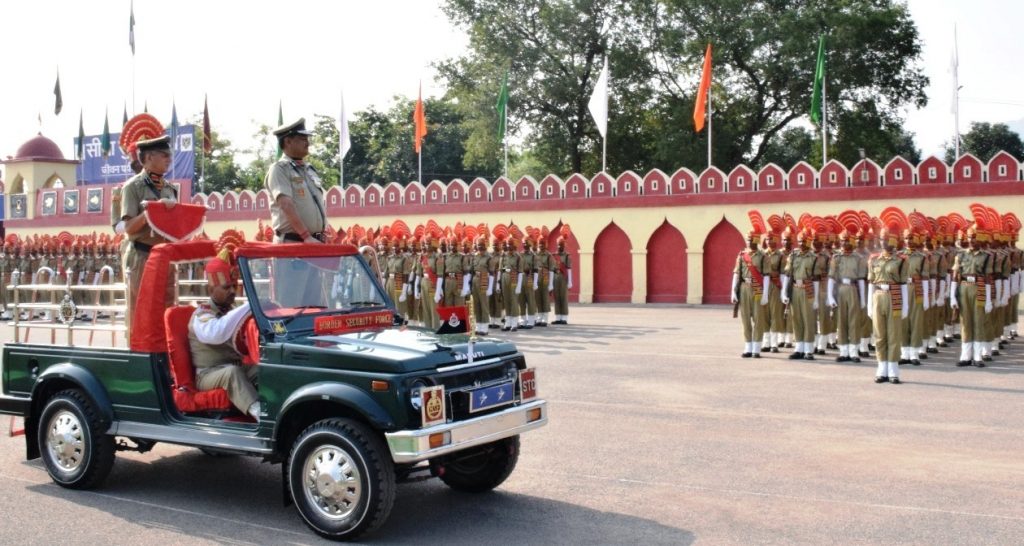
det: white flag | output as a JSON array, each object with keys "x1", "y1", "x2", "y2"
[
  {"x1": 588, "y1": 56, "x2": 609, "y2": 138},
  {"x1": 339, "y1": 90, "x2": 352, "y2": 160}
]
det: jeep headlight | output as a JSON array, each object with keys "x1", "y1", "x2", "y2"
[{"x1": 409, "y1": 378, "x2": 430, "y2": 410}]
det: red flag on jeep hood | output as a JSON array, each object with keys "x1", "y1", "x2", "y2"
[
  {"x1": 435, "y1": 305, "x2": 469, "y2": 334},
  {"x1": 143, "y1": 202, "x2": 207, "y2": 242}
]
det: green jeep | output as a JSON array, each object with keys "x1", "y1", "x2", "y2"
[{"x1": 0, "y1": 239, "x2": 547, "y2": 540}]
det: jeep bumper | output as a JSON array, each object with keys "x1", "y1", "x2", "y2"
[{"x1": 385, "y1": 399, "x2": 547, "y2": 464}]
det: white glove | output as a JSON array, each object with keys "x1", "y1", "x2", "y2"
[
  {"x1": 760, "y1": 283, "x2": 769, "y2": 306},
  {"x1": 858, "y1": 279, "x2": 866, "y2": 309},
  {"x1": 994, "y1": 278, "x2": 1003, "y2": 308},
  {"x1": 114, "y1": 220, "x2": 126, "y2": 235},
  {"x1": 515, "y1": 273, "x2": 523, "y2": 295},
  {"x1": 533, "y1": 272, "x2": 539, "y2": 290},
  {"x1": 812, "y1": 282, "x2": 819, "y2": 310},
  {"x1": 826, "y1": 278, "x2": 836, "y2": 308},
  {"x1": 731, "y1": 273, "x2": 740, "y2": 304},
  {"x1": 548, "y1": 277, "x2": 554, "y2": 291},
  {"x1": 901, "y1": 284, "x2": 909, "y2": 317},
  {"x1": 435, "y1": 276, "x2": 443, "y2": 297},
  {"x1": 434, "y1": 290, "x2": 442, "y2": 304},
  {"x1": 867, "y1": 284, "x2": 875, "y2": 318},
  {"x1": 413, "y1": 280, "x2": 420, "y2": 300},
  {"x1": 1002, "y1": 279, "x2": 1011, "y2": 306},
  {"x1": 984, "y1": 283, "x2": 992, "y2": 313},
  {"x1": 567, "y1": 270, "x2": 573, "y2": 289},
  {"x1": 486, "y1": 276, "x2": 494, "y2": 297},
  {"x1": 461, "y1": 274, "x2": 471, "y2": 297},
  {"x1": 922, "y1": 282, "x2": 930, "y2": 310},
  {"x1": 937, "y1": 280, "x2": 946, "y2": 305},
  {"x1": 949, "y1": 282, "x2": 958, "y2": 309},
  {"x1": 399, "y1": 284, "x2": 408, "y2": 303}
]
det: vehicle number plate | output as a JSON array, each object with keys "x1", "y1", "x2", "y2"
[{"x1": 468, "y1": 381, "x2": 515, "y2": 413}]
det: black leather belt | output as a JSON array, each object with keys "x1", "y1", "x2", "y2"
[
  {"x1": 276, "y1": 230, "x2": 325, "y2": 242},
  {"x1": 133, "y1": 241, "x2": 153, "y2": 253}
]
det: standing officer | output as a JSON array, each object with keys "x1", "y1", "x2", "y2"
[
  {"x1": 518, "y1": 236, "x2": 538, "y2": 329},
  {"x1": 120, "y1": 135, "x2": 179, "y2": 324},
  {"x1": 469, "y1": 236, "x2": 493, "y2": 336},
  {"x1": 900, "y1": 228, "x2": 928, "y2": 366},
  {"x1": 732, "y1": 228, "x2": 769, "y2": 357},
  {"x1": 499, "y1": 237, "x2": 521, "y2": 331},
  {"x1": 535, "y1": 232, "x2": 555, "y2": 327},
  {"x1": 265, "y1": 119, "x2": 326, "y2": 245},
  {"x1": 828, "y1": 229, "x2": 867, "y2": 362},
  {"x1": 551, "y1": 231, "x2": 573, "y2": 325},
  {"x1": 763, "y1": 231, "x2": 785, "y2": 353},
  {"x1": 868, "y1": 227, "x2": 908, "y2": 383},
  {"x1": 781, "y1": 230, "x2": 818, "y2": 360}
]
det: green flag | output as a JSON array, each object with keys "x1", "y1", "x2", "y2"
[
  {"x1": 810, "y1": 34, "x2": 826, "y2": 124},
  {"x1": 101, "y1": 109, "x2": 111, "y2": 157},
  {"x1": 496, "y1": 70, "x2": 509, "y2": 142},
  {"x1": 275, "y1": 100, "x2": 284, "y2": 159}
]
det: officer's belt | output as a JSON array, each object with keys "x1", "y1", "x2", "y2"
[
  {"x1": 133, "y1": 241, "x2": 153, "y2": 253},
  {"x1": 276, "y1": 230, "x2": 325, "y2": 243},
  {"x1": 962, "y1": 276, "x2": 978, "y2": 283}
]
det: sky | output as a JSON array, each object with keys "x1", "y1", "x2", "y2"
[{"x1": 2, "y1": 0, "x2": 1022, "y2": 175}]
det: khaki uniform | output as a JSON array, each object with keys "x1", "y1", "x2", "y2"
[
  {"x1": 517, "y1": 250, "x2": 538, "y2": 327},
  {"x1": 387, "y1": 253, "x2": 410, "y2": 320},
  {"x1": 121, "y1": 171, "x2": 178, "y2": 324},
  {"x1": 535, "y1": 249, "x2": 555, "y2": 325},
  {"x1": 952, "y1": 248, "x2": 991, "y2": 356},
  {"x1": 813, "y1": 249, "x2": 832, "y2": 352},
  {"x1": 733, "y1": 249, "x2": 768, "y2": 347},
  {"x1": 265, "y1": 158, "x2": 326, "y2": 239},
  {"x1": 470, "y1": 252, "x2": 492, "y2": 332},
  {"x1": 764, "y1": 249, "x2": 785, "y2": 350},
  {"x1": 552, "y1": 250, "x2": 572, "y2": 322},
  {"x1": 900, "y1": 249, "x2": 927, "y2": 360},
  {"x1": 500, "y1": 251, "x2": 522, "y2": 329},
  {"x1": 416, "y1": 252, "x2": 440, "y2": 329},
  {"x1": 440, "y1": 251, "x2": 464, "y2": 306},
  {"x1": 829, "y1": 251, "x2": 866, "y2": 351},
  {"x1": 869, "y1": 252, "x2": 906, "y2": 379},
  {"x1": 189, "y1": 302, "x2": 258, "y2": 414},
  {"x1": 488, "y1": 250, "x2": 503, "y2": 327},
  {"x1": 784, "y1": 248, "x2": 817, "y2": 355}
]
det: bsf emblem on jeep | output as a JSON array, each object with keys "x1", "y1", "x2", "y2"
[
  {"x1": 447, "y1": 313, "x2": 461, "y2": 328},
  {"x1": 421, "y1": 385, "x2": 446, "y2": 427}
]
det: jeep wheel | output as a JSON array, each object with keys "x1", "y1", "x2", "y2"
[
  {"x1": 287, "y1": 419, "x2": 395, "y2": 540},
  {"x1": 38, "y1": 389, "x2": 115, "y2": 490},
  {"x1": 437, "y1": 435, "x2": 519, "y2": 493}
]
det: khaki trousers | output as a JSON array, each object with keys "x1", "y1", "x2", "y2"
[
  {"x1": 872, "y1": 290, "x2": 902, "y2": 362},
  {"x1": 196, "y1": 364, "x2": 258, "y2": 414}
]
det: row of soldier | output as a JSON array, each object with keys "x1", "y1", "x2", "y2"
[
  {"x1": 369, "y1": 227, "x2": 574, "y2": 335},
  {"x1": 734, "y1": 206, "x2": 1021, "y2": 384},
  {"x1": 0, "y1": 239, "x2": 123, "y2": 320}
]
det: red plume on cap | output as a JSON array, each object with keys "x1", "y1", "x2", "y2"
[
  {"x1": 493, "y1": 223, "x2": 509, "y2": 242},
  {"x1": 119, "y1": 113, "x2": 165, "y2": 158},
  {"x1": 908, "y1": 212, "x2": 929, "y2": 236},
  {"x1": 947, "y1": 213, "x2": 968, "y2": 231},
  {"x1": 837, "y1": 210, "x2": 861, "y2": 236},
  {"x1": 879, "y1": 206, "x2": 908, "y2": 232},
  {"x1": 767, "y1": 214, "x2": 785, "y2": 235},
  {"x1": 747, "y1": 210, "x2": 767, "y2": 235},
  {"x1": 1002, "y1": 213, "x2": 1021, "y2": 234},
  {"x1": 798, "y1": 213, "x2": 813, "y2": 231}
]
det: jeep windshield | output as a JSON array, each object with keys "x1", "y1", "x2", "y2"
[{"x1": 242, "y1": 254, "x2": 390, "y2": 323}]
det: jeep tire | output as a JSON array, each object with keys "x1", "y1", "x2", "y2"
[
  {"x1": 437, "y1": 435, "x2": 519, "y2": 493},
  {"x1": 38, "y1": 389, "x2": 115, "y2": 490},
  {"x1": 287, "y1": 418, "x2": 395, "y2": 541}
]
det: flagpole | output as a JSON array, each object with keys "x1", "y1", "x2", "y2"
[
  {"x1": 707, "y1": 89, "x2": 713, "y2": 168},
  {"x1": 953, "y1": 25, "x2": 960, "y2": 160},
  {"x1": 503, "y1": 105, "x2": 509, "y2": 179},
  {"x1": 822, "y1": 79, "x2": 828, "y2": 165}
]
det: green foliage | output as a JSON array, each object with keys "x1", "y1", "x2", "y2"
[
  {"x1": 944, "y1": 122, "x2": 1024, "y2": 163},
  {"x1": 192, "y1": 125, "x2": 243, "y2": 194},
  {"x1": 439, "y1": 0, "x2": 928, "y2": 175},
  {"x1": 759, "y1": 127, "x2": 813, "y2": 170},
  {"x1": 830, "y1": 100, "x2": 920, "y2": 166}
]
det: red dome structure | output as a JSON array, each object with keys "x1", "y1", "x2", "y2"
[{"x1": 14, "y1": 133, "x2": 65, "y2": 161}]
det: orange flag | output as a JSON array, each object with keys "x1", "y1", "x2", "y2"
[
  {"x1": 693, "y1": 43, "x2": 712, "y2": 132},
  {"x1": 414, "y1": 82, "x2": 427, "y2": 153}
]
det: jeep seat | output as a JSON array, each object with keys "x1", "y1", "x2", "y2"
[{"x1": 164, "y1": 305, "x2": 232, "y2": 413}]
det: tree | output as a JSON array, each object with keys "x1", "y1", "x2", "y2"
[
  {"x1": 831, "y1": 101, "x2": 920, "y2": 166},
  {"x1": 759, "y1": 127, "x2": 813, "y2": 170},
  {"x1": 438, "y1": 0, "x2": 658, "y2": 177},
  {"x1": 192, "y1": 125, "x2": 243, "y2": 194},
  {"x1": 440, "y1": 0, "x2": 928, "y2": 176},
  {"x1": 944, "y1": 122, "x2": 1024, "y2": 163},
  {"x1": 308, "y1": 114, "x2": 340, "y2": 189}
]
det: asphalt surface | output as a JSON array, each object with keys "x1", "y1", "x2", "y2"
[{"x1": 1, "y1": 305, "x2": 1022, "y2": 545}]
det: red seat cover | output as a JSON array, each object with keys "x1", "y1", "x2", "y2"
[{"x1": 164, "y1": 306, "x2": 232, "y2": 413}]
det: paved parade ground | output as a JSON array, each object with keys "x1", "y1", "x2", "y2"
[{"x1": 1, "y1": 304, "x2": 1022, "y2": 545}]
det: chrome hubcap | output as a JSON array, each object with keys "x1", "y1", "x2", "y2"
[
  {"x1": 46, "y1": 410, "x2": 85, "y2": 472},
  {"x1": 303, "y1": 445, "x2": 362, "y2": 520}
]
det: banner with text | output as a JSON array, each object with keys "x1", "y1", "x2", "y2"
[{"x1": 73, "y1": 125, "x2": 196, "y2": 185}]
